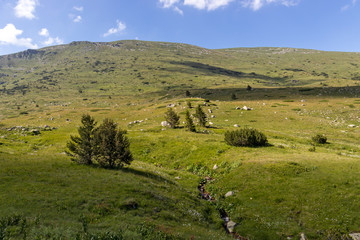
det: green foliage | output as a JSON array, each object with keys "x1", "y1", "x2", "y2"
[
  {"x1": 93, "y1": 118, "x2": 133, "y2": 168},
  {"x1": 66, "y1": 114, "x2": 97, "y2": 165},
  {"x1": 186, "y1": 101, "x2": 192, "y2": 109},
  {"x1": 194, "y1": 105, "x2": 207, "y2": 127},
  {"x1": 184, "y1": 110, "x2": 196, "y2": 132},
  {"x1": 164, "y1": 108, "x2": 180, "y2": 129},
  {"x1": 224, "y1": 128, "x2": 268, "y2": 147},
  {"x1": 312, "y1": 134, "x2": 327, "y2": 144},
  {"x1": 66, "y1": 115, "x2": 132, "y2": 168}
]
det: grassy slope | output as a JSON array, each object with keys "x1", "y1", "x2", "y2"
[{"x1": 0, "y1": 40, "x2": 360, "y2": 239}]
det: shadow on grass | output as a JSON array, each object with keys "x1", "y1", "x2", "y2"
[
  {"x1": 121, "y1": 167, "x2": 176, "y2": 185},
  {"x1": 150, "y1": 85, "x2": 360, "y2": 101},
  {"x1": 167, "y1": 61, "x2": 285, "y2": 82}
]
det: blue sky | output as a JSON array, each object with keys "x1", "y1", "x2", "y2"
[{"x1": 0, "y1": 0, "x2": 359, "y2": 55}]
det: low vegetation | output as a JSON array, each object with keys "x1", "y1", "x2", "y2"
[{"x1": 224, "y1": 128, "x2": 268, "y2": 147}]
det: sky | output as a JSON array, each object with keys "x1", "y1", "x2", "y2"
[{"x1": 0, "y1": 0, "x2": 360, "y2": 55}]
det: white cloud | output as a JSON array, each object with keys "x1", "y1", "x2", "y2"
[
  {"x1": 158, "y1": 0, "x2": 299, "y2": 11},
  {"x1": 73, "y1": 6, "x2": 84, "y2": 12},
  {"x1": 341, "y1": 0, "x2": 357, "y2": 11},
  {"x1": 38, "y1": 28, "x2": 49, "y2": 37},
  {"x1": 14, "y1": 0, "x2": 37, "y2": 19},
  {"x1": 73, "y1": 16, "x2": 82, "y2": 23},
  {"x1": 103, "y1": 20, "x2": 126, "y2": 37},
  {"x1": 159, "y1": 0, "x2": 181, "y2": 8},
  {"x1": 38, "y1": 28, "x2": 63, "y2": 46},
  {"x1": 43, "y1": 37, "x2": 63, "y2": 46},
  {"x1": 0, "y1": 23, "x2": 38, "y2": 49},
  {"x1": 174, "y1": 6, "x2": 184, "y2": 14},
  {"x1": 241, "y1": 0, "x2": 300, "y2": 11}
]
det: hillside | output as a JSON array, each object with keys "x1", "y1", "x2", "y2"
[{"x1": 0, "y1": 41, "x2": 360, "y2": 239}]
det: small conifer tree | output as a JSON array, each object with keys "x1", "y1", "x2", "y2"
[
  {"x1": 184, "y1": 110, "x2": 196, "y2": 132},
  {"x1": 194, "y1": 104, "x2": 207, "y2": 127},
  {"x1": 187, "y1": 101, "x2": 192, "y2": 109},
  {"x1": 66, "y1": 114, "x2": 97, "y2": 165},
  {"x1": 93, "y1": 119, "x2": 133, "y2": 168},
  {"x1": 164, "y1": 108, "x2": 180, "y2": 128}
]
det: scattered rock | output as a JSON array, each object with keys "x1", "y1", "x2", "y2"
[
  {"x1": 213, "y1": 164, "x2": 218, "y2": 170},
  {"x1": 348, "y1": 124, "x2": 357, "y2": 128},
  {"x1": 175, "y1": 176, "x2": 181, "y2": 180},
  {"x1": 226, "y1": 221, "x2": 237, "y2": 233},
  {"x1": 350, "y1": 233, "x2": 360, "y2": 240},
  {"x1": 301, "y1": 99, "x2": 306, "y2": 102},
  {"x1": 209, "y1": 122, "x2": 214, "y2": 125},
  {"x1": 235, "y1": 106, "x2": 241, "y2": 110},
  {"x1": 242, "y1": 106, "x2": 252, "y2": 111},
  {"x1": 300, "y1": 233, "x2": 307, "y2": 240},
  {"x1": 234, "y1": 124, "x2": 240, "y2": 127},
  {"x1": 208, "y1": 109, "x2": 212, "y2": 113},
  {"x1": 211, "y1": 115, "x2": 216, "y2": 118},
  {"x1": 225, "y1": 191, "x2": 234, "y2": 197},
  {"x1": 161, "y1": 121, "x2": 170, "y2": 127}
]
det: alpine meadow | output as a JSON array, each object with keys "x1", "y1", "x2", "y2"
[{"x1": 1, "y1": 40, "x2": 360, "y2": 239}]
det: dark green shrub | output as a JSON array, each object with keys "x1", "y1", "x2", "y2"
[
  {"x1": 164, "y1": 108, "x2": 180, "y2": 129},
  {"x1": 224, "y1": 128, "x2": 267, "y2": 147},
  {"x1": 312, "y1": 134, "x2": 327, "y2": 144}
]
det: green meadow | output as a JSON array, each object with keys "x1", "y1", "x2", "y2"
[{"x1": 0, "y1": 40, "x2": 359, "y2": 239}]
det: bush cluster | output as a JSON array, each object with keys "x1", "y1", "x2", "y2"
[
  {"x1": 312, "y1": 134, "x2": 327, "y2": 144},
  {"x1": 224, "y1": 128, "x2": 267, "y2": 147}
]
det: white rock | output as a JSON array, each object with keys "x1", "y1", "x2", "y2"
[
  {"x1": 349, "y1": 233, "x2": 360, "y2": 240},
  {"x1": 234, "y1": 124, "x2": 240, "y2": 127},
  {"x1": 348, "y1": 124, "x2": 357, "y2": 128},
  {"x1": 242, "y1": 106, "x2": 252, "y2": 111},
  {"x1": 226, "y1": 221, "x2": 237, "y2": 233},
  {"x1": 161, "y1": 121, "x2": 170, "y2": 127},
  {"x1": 225, "y1": 191, "x2": 234, "y2": 197},
  {"x1": 213, "y1": 164, "x2": 218, "y2": 170}
]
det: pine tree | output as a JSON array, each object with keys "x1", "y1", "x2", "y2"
[
  {"x1": 184, "y1": 110, "x2": 196, "y2": 132},
  {"x1": 194, "y1": 104, "x2": 207, "y2": 127},
  {"x1": 164, "y1": 108, "x2": 180, "y2": 129},
  {"x1": 93, "y1": 118, "x2": 133, "y2": 168},
  {"x1": 66, "y1": 114, "x2": 97, "y2": 165},
  {"x1": 187, "y1": 101, "x2": 192, "y2": 109}
]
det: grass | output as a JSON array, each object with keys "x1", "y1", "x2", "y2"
[{"x1": 1, "y1": 40, "x2": 360, "y2": 239}]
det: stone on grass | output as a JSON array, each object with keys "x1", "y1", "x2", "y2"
[
  {"x1": 161, "y1": 121, "x2": 170, "y2": 127},
  {"x1": 213, "y1": 164, "x2": 218, "y2": 170},
  {"x1": 225, "y1": 191, "x2": 234, "y2": 197},
  {"x1": 226, "y1": 221, "x2": 237, "y2": 233}
]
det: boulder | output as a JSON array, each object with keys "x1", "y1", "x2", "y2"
[
  {"x1": 349, "y1": 233, "x2": 360, "y2": 240},
  {"x1": 242, "y1": 106, "x2": 252, "y2": 111},
  {"x1": 161, "y1": 121, "x2": 170, "y2": 127},
  {"x1": 348, "y1": 124, "x2": 357, "y2": 128},
  {"x1": 226, "y1": 221, "x2": 237, "y2": 233},
  {"x1": 225, "y1": 191, "x2": 234, "y2": 197}
]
